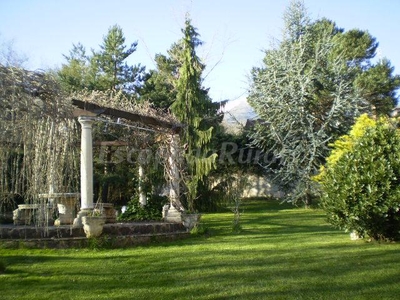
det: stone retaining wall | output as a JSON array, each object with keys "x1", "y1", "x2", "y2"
[{"x1": 0, "y1": 222, "x2": 189, "y2": 249}]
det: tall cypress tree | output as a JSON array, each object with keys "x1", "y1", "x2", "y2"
[{"x1": 171, "y1": 16, "x2": 218, "y2": 212}]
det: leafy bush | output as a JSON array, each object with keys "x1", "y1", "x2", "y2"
[
  {"x1": 318, "y1": 116, "x2": 400, "y2": 241},
  {"x1": 313, "y1": 114, "x2": 376, "y2": 183},
  {"x1": 118, "y1": 194, "x2": 168, "y2": 222}
]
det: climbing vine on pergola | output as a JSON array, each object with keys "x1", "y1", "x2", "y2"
[{"x1": 0, "y1": 65, "x2": 184, "y2": 221}]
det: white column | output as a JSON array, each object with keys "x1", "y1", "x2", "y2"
[
  {"x1": 138, "y1": 163, "x2": 147, "y2": 206},
  {"x1": 164, "y1": 133, "x2": 183, "y2": 223},
  {"x1": 138, "y1": 148, "x2": 148, "y2": 206},
  {"x1": 168, "y1": 134, "x2": 180, "y2": 204},
  {"x1": 78, "y1": 116, "x2": 95, "y2": 210}
]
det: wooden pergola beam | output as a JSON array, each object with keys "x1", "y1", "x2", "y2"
[
  {"x1": 94, "y1": 141, "x2": 129, "y2": 146},
  {"x1": 71, "y1": 98, "x2": 182, "y2": 134}
]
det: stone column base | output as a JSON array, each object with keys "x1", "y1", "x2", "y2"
[
  {"x1": 72, "y1": 209, "x2": 92, "y2": 228},
  {"x1": 163, "y1": 205, "x2": 182, "y2": 223}
]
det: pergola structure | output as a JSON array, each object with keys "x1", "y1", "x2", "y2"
[
  {"x1": 0, "y1": 65, "x2": 186, "y2": 228},
  {"x1": 71, "y1": 99, "x2": 185, "y2": 225}
]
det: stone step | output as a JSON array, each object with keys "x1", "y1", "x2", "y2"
[
  {"x1": 0, "y1": 222, "x2": 186, "y2": 239},
  {"x1": 0, "y1": 232, "x2": 190, "y2": 249}
]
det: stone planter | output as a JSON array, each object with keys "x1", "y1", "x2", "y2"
[
  {"x1": 55, "y1": 196, "x2": 77, "y2": 225},
  {"x1": 38, "y1": 193, "x2": 79, "y2": 226},
  {"x1": 13, "y1": 204, "x2": 40, "y2": 225},
  {"x1": 96, "y1": 203, "x2": 117, "y2": 224},
  {"x1": 81, "y1": 216, "x2": 106, "y2": 238},
  {"x1": 182, "y1": 213, "x2": 201, "y2": 231}
]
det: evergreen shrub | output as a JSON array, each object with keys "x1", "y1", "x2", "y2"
[
  {"x1": 118, "y1": 194, "x2": 168, "y2": 222},
  {"x1": 318, "y1": 115, "x2": 400, "y2": 241}
]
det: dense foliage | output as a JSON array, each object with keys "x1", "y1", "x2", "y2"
[
  {"x1": 139, "y1": 52, "x2": 179, "y2": 110},
  {"x1": 248, "y1": 1, "x2": 361, "y2": 205},
  {"x1": 3, "y1": 1, "x2": 400, "y2": 222},
  {"x1": 318, "y1": 115, "x2": 400, "y2": 241},
  {"x1": 248, "y1": 0, "x2": 400, "y2": 206},
  {"x1": 312, "y1": 114, "x2": 376, "y2": 182}
]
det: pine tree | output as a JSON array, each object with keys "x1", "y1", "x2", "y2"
[
  {"x1": 58, "y1": 43, "x2": 95, "y2": 92},
  {"x1": 139, "y1": 52, "x2": 179, "y2": 110},
  {"x1": 93, "y1": 24, "x2": 145, "y2": 93},
  {"x1": 58, "y1": 25, "x2": 144, "y2": 93},
  {"x1": 354, "y1": 58, "x2": 400, "y2": 116},
  {"x1": 140, "y1": 34, "x2": 192, "y2": 110}
]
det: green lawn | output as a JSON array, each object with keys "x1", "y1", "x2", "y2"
[{"x1": 1, "y1": 199, "x2": 399, "y2": 299}]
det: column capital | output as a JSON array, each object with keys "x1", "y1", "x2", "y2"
[{"x1": 78, "y1": 116, "x2": 96, "y2": 128}]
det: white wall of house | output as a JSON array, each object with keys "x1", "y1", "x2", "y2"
[{"x1": 241, "y1": 174, "x2": 284, "y2": 199}]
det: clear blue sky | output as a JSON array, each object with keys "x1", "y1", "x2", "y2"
[{"x1": 0, "y1": 0, "x2": 399, "y2": 102}]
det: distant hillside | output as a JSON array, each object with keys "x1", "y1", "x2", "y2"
[{"x1": 221, "y1": 96, "x2": 257, "y2": 133}]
